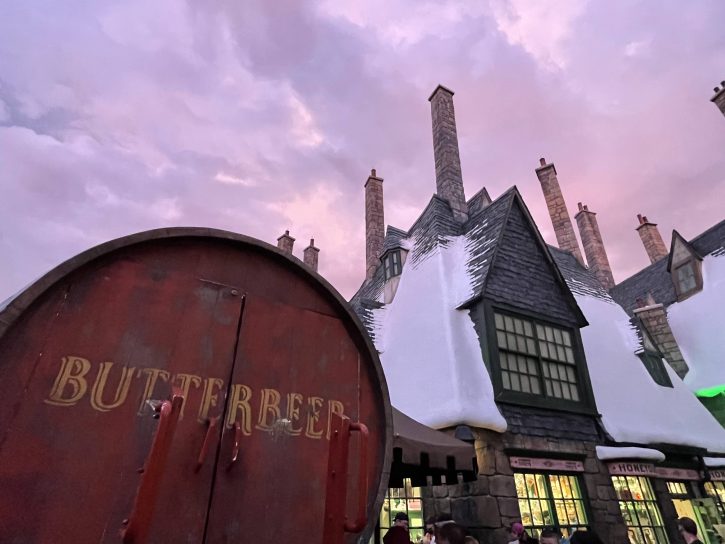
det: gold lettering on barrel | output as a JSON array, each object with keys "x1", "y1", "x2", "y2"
[
  {"x1": 256, "y1": 388, "x2": 282, "y2": 432},
  {"x1": 285, "y1": 393, "x2": 304, "y2": 436},
  {"x1": 90, "y1": 362, "x2": 136, "y2": 412},
  {"x1": 44, "y1": 356, "x2": 92, "y2": 406},
  {"x1": 173, "y1": 373, "x2": 202, "y2": 419},
  {"x1": 305, "y1": 396, "x2": 324, "y2": 439},
  {"x1": 327, "y1": 400, "x2": 345, "y2": 439},
  {"x1": 199, "y1": 378, "x2": 225, "y2": 423},
  {"x1": 226, "y1": 384, "x2": 252, "y2": 435},
  {"x1": 137, "y1": 368, "x2": 170, "y2": 414}
]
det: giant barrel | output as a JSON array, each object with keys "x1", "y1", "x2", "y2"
[{"x1": 0, "y1": 228, "x2": 391, "y2": 543}]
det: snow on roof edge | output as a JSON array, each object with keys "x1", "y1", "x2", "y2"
[{"x1": 596, "y1": 446, "x2": 665, "y2": 462}]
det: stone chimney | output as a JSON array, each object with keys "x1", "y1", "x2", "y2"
[
  {"x1": 365, "y1": 169, "x2": 385, "y2": 281},
  {"x1": 303, "y1": 238, "x2": 320, "y2": 272},
  {"x1": 634, "y1": 300, "x2": 689, "y2": 379},
  {"x1": 711, "y1": 81, "x2": 725, "y2": 117},
  {"x1": 575, "y1": 203, "x2": 615, "y2": 289},
  {"x1": 277, "y1": 230, "x2": 295, "y2": 255},
  {"x1": 636, "y1": 214, "x2": 668, "y2": 264},
  {"x1": 429, "y1": 85, "x2": 468, "y2": 223},
  {"x1": 535, "y1": 158, "x2": 584, "y2": 264}
]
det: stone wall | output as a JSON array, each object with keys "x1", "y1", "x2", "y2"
[{"x1": 422, "y1": 427, "x2": 629, "y2": 544}]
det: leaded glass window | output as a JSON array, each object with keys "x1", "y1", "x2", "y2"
[
  {"x1": 383, "y1": 251, "x2": 402, "y2": 280},
  {"x1": 612, "y1": 476, "x2": 668, "y2": 544},
  {"x1": 377, "y1": 478, "x2": 424, "y2": 543},
  {"x1": 495, "y1": 312, "x2": 581, "y2": 402},
  {"x1": 514, "y1": 472, "x2": 588, "y2": 538},
  {"x1": 676, "y1": 262, "x2": 697, "y2": 294}
]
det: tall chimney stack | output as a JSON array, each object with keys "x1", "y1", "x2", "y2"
[
  {"x1": 365, "y1": 169, "x2": 385, "y2": 281},
  {"x1": 277, "y1": 230, "x2": 295, "y2": 255},
  {"x1": 429, "y1": 85, "x2": 468, "y2": 223},
  {"x1": 636, "y1": 214, "x2": 668, "y2": 264},
  {"x1": 575, "y1": 203, "x2": 615, "y2": 289},
  {"x1": 711, "y1": 81, "x2": 725, "y2": 117},
  {"x1": 303, "y1": 238, "x2": 320, "y2": 272},
  {"x1": 535, "y1": 158, "x2": 584, "y2": 264}
]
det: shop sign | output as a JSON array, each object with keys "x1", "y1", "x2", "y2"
[
  {"x1": 607, "y1": 462, "x2": 657, "y2": 477},
  {"x1": 654, "y1": 467, "x2": 700, "y2": 480},
  {"x1": 509, "y1": 456, "x2": 584, "y2": 472},
  {"x1": 710, "y1": 470, "x2": 725, "y2": 482}
]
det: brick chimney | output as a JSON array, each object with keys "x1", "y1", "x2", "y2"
[
  {"x1": 277, "y1": 230, "x2": 295, "y2": 255},
  {"x1": 429, "y1": 85, "x2": 468, "y2": 223},
  {"x1": 303, "y1": 238, "x2": 320, "y2": 272},
  {"x1": 634, "y1": 300, "x2": 689, "y2": 379},
  {"x1": 365, "y1": 169, "x2": 384, "y2": 281},
  {"x1": 535, "y1": 158, "x2": 584, "y2": 264},
  {"x1": 711, "y1": 81, "x2": 725, "y2": 117},
  {"x1": 575, "y1": 203, "x2": 615, "y2": 289},
  {"x1": 636, "y1": 214, "x2": 668, "y2": 264}
]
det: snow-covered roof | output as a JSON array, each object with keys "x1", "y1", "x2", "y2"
[
  {"x1": 596, "y1": 446, "x2": 665, "y2": 462},
  {"x1": 704, "y1": 457, "x2": 725, "y2": 468},
  {"x1": 667, "y1": 254, "x2": 725, "y2": 393},
  {"x1": 575, "y1": 294, "x2": 725, "y2": 453},
  {"x1": 350, "y1": 189, "x2": 725, "y2": 453}
]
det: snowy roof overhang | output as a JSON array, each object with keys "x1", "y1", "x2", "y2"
[{"x1": 596, "y1": 446, "x2": 666, "y2": 462}]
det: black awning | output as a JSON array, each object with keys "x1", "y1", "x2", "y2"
[{"x1": 390, "y1": 407, "x2": 478, "y2": 487}]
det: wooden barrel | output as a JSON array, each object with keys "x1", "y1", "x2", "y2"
[{"x1": 0, "y1": 228, "x2": 391, "y2": 543}]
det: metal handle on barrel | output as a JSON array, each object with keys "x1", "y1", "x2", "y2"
[
  {"x1": 121, "y1": 388, "x2": 184, "y2": 543},
  {"x1": 195, "y1": 416, "x2": 219, "y2": 473},
  {"x1": 344, "y1": 422, "x2": 369, "y2": 533}
]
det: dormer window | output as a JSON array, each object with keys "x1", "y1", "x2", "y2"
[
  {"x1": 668, "y1": 231, "x2": 703, "y2": 301},
  {"x1": 383, "y1": 250, "x2": 402, "y2": 280},
  {"x1": 636, "y1": 324, "x2": 672, "y2": 388},
  {"x1": 675, "y1": 261, "x2": 697, "y2": 294}
]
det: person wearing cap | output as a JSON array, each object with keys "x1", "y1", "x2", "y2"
[{"x1": 384, "y1": 512, "x2": 414, "y2": 544}]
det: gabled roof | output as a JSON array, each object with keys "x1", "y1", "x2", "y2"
[
  {"x1": 610, "y1": 219, "x2": 725, "y2": 314},
  {"x1": 666, "y1": 229, "x2": 703, "y2": 272}
]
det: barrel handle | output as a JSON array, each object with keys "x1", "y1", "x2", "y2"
[
  {"x1": 344, "y1": 422, "x2": 369, "y2": 533},
  {"x1": 228, "y1": 421, "x2": 242, "y2": 467},
  {"x1": 122, "y1": 388, "x2": 184, "y2": 543},
  {"x1": 194, "y1": 416, "x2": 219, "y2": 473}
]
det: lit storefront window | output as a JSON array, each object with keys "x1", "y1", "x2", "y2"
[
  {"x1": 612, "y1": 476, "x2": 668, "y2": 544},
  {"x1": 705, "y1": 481, "x2": 725, "y2": 518},
  {"x1": 377, "y1": 478, "x2": 424, "y2": 543},
  {"x1": 514, "y1": 472, "x2": 588, "y2": 537}
]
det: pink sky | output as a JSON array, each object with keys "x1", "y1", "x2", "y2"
[{"x1": 1, "y1": 0, "x2": 724, "y2": 301}]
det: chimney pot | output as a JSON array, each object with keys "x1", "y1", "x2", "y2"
[
  {"x1": 371, "y1": 169, "x2": 376, "y2": 177},
  {"x1": 365, "y1": 170, "x2": 385, "y2": 280},
  {"x1": 716, "y1": 87, "x2": 721, "y2": 93},
  {"x1": 643, "y1": 215, "x2": 648, "y2": 223},
  {"x1": 429, "y1": 84, "x2": 468, "y2": 222},
  {"x1": 303, "y1": 238, "x2": 320, "y2": 272},
  {"x1": 721, "y1": 80, "x2": 725, "y2": 86},
  {"x1": 575, "y1": 204, "x2": 615, "y2": 289},
  {"x1": 637, "y1": 214, "x2": 644, "y2": 224},
  {"x1": 577, "y1": 202, "x2": 584, "y2": 211},
  {"x1": 535, "y1": 159, "x2": 584, "y2": 264}
]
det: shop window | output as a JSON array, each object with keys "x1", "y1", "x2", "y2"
[
  {"x1": 666, "y1": 481, "x2": 688, "y2": 497},
  {"x1": 376, "y1": 478, "x2": 424, "y2": 543},
  {"x1": 383, "y1": 250, "x2": 402, "y2": 281},
  {"x1": 612, "y1": 476, "x2": 668, "y2": 544},
  {"x1": 705, "y1": 482, "x2": 725, "y2": 518},
  {"x1": 514, "y1": 472, "x2": 589, "y2": 538},
  {"x1": 493, "y1": 312, "x2": 587, "y2": 405}
]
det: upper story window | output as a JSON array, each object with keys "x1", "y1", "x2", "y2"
[
  {"x1": 493, "y1": 311, "x2": 583, "y2": 403},
  {"x1": 668, "y1": 232, "x2": 703, "y2": 301},
  {"x1": 383, "y1": 250, "x2": 402, "y2": 281},
  {"x1": 636, "y1": 326, "x2": 672, "y2": 388},
  {"x1": 675, "y1": 261, "x2": 697, "y2": 294}
]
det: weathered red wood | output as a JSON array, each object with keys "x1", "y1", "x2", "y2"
[{"x1": 0, "y1": 229, "x2": 392, "y2": 544}]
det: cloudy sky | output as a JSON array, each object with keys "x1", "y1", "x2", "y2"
[{"x1": 1, "y1": 0, "x2": 724, "y2": 301}]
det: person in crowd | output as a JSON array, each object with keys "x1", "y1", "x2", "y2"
[
  {"x1": 435, "y1": 522, "x2": 468, "y2": 544},
  {"x1": 384, "y1": 512, "x2": 414, "y2": 544},
  {"x1": 678, "y1": 517, "x2": 704, "y2": 544},
  {"x1": 569, "y1": 530, "x2": 604, "y2": 544},
  {"x1": 509, "y1": 522, "x2": 538, "y2": 544},
  {"x1": 539, "y1": 528, "x2": 561, "y2": 544},
  {"x1": 421, "y1": 516, "x2": 437, "y2": 544}
]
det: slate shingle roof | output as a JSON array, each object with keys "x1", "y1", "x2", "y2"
[{"x1": 610, "y1": 220, "x2": 725, "y2": 315}]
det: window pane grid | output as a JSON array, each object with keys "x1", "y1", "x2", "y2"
[
  {"x1": 705, "y1": 482, "x2": 725, "y2": 519},
  {"x1": 612, "y1": 476, "x2": 668, "y2": 544},
  {"x1": 514, "y1": 472, "x2": 588, "y2": 537},
  {"x1": 378, "y1": 478, "x2": 424, "y2": 543},
  {"x1": 495, "y1": 312, "x2": 581, "y2": 402}
]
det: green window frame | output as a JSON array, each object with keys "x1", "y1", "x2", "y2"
[
  {"x1": 612, "y1": 476, "x2": 669, "y2": 544},
  {"x1": 514, "y1": 472, "x2": 589, "y2": 538},
  {"x1": 494, "y1": 311, "x2": 582, "y2": 402},
  {"x1": 376, "y1": 478, "x2": 424, "y2": 543},
  {"x1": 638, "y1": 352, "x2": 673, "y2": 388}
]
